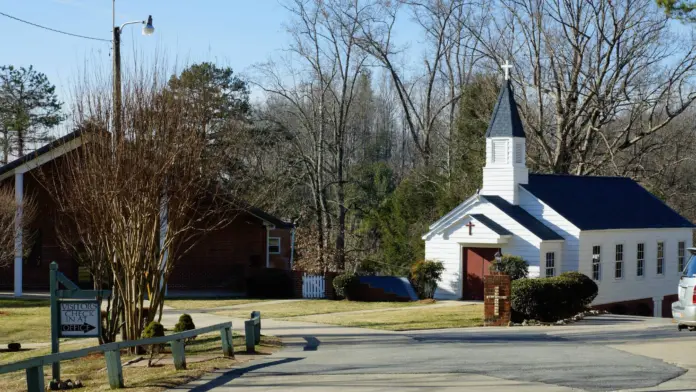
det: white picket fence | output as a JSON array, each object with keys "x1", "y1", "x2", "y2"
[{"x1": 302, "y1": 274, "x2": 326, "y2": 298}]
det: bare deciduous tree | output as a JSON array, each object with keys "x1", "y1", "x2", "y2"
[
  {"x1": 0, "y1": 187, "x2": 36, "y2": 268},
  {"x1": 42, "y1": 65, "x2": 239, "y2": 344},
  {"x1": 469, "y1": 0, "x2": 696, "y2": 175}
]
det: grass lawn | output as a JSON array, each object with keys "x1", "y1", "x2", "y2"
[
  {"x1": 0, "y1": 298, "x2": 282, "y2": 391},
  {"x1": 0, "y1": 332, "x2": 281, "y2": 392},
  {"x1": 0, "y1": 299, "x2": 52, "y2": 343},
  {"x1": 214, "y1": 299, "x2": 435, "y2": 319},
  {"x1": 165, "y1": 298, "x2": 266, "y2": 310},
  {"x1": 286, "y1": 304, "x2": 484, "y2": 330}
]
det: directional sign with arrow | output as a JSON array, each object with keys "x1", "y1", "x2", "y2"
[
  {"x1": 59, "y1": 300, "x2": 100, "y2": 337},
  {"x1": 61, "y1": 322, "x2": 97, "y2": 334}
]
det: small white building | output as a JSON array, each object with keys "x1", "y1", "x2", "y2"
[{"x1": 423, "y1": 78, "x2": 694, "y2": 317}]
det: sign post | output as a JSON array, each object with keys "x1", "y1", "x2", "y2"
[
  {"x1": 49, "y1": 262, "x2": 110, "y2": 382},
  {"x1": 49, "y1": 263, "x2": 60, "y2": 381}
]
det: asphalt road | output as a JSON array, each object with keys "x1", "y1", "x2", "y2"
[{"x1": 171, "y1": 315, "x2": 693, "y2": 392}]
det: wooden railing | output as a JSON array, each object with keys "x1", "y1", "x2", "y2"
[{"x1": 0, "y1": 321, "x2": 234, "y2": 391}]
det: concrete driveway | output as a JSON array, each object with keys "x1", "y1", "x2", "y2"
[{"x1": 167, "y1": 313, "x2": 696, "y2": 392}]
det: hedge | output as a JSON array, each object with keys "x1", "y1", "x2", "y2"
[
  {"x1": 511, "y1": 272, "x2": 597, "y2": 322},
  {"x1": 333, "y1": 273, "x2": 359, "y2": 299}
]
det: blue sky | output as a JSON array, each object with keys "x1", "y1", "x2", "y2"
[
  {"x1": 0, "y1": 0, "x2": 310, "y2": 104},
  {"x1": 0, "y1": 0, "x2": 426, "y2": 108}
]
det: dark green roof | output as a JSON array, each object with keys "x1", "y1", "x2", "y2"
[
  {"x1": 481, "y1": 195, "x2": 563, "y2": 240},
  {"x1": 521, "y1": 174, "x2": 695, "y2": 230}
]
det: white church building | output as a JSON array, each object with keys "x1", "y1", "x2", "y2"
[{"x1": 423, "y1": 77, "x2": 695, "y2": 317}]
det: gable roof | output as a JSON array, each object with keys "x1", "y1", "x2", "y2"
[
  {"x1": 521, "y1": 174, "x2": 695, "y2": 230},
  {"x1": 481, "y1": 195, "x2": 564, "y2": 240},
  {"x1": 248, "y1": 207, "x2": 294, "y2": 229},
  {"x1": 485, "y1": 80, "x2": 526, "y2": 138},
  {"x1": 0, "y1": 129, "x2": 85, "y2": 179},
  {"x1": 470, "y1": 214, "x2": 512, "y2": 236},
  {"x1": 0, "y1": 129, "x2": 294, "y2": 229}
]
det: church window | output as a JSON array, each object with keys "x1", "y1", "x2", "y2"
[
  {"x1": 515, "y1": 141, "x2": 524, "y2": 164},
  {"x1": 678, "y1": 241, "x2": 686, "y2": 272},
  {"x1": 545, "y1": 252, "x2": 555, "y2": 277},
  {"x1": 657, "y1": 241, "x2": 664, "y2": 275},
  {"x1": 637, "y1": 243, "x2": 644, "y2": 277},
  {"x1": 615, "y1": 244, "x2": 623, "y2": 279},
  {"x1": 592, "y1": 245, "x2": 601, "y2": 280},
  {"x1": 492, "y1": 140, "x2": 508, "y2": 164}
]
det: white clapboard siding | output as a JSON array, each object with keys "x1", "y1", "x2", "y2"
[
  {"x1": 302, "y1": 274, "x2": 326, "y2": 298},
  {"x1": 578, "y1": 228, "x2": 693, "y2": 305},
  {"x1": 427, "y1": 198, "x2": 544, "y2": 299},
  {"x1": 518, "y1": 188, "x2": 580, "y2": 273}
]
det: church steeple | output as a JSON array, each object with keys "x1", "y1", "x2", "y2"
[
  {"x1": 480, "y1": 61, "x2": 528, "y2": 205},
  {"x1": 485, "y1": 80, "x2": 526, "y2": 139}
]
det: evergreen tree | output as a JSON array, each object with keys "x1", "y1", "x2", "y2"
[{"x1": 0, "y1": 65, "x2": 63, "y2": 163}]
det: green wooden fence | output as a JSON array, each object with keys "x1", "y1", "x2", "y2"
[{"x1": 0, "y1": 321, "x2": 234, "y2": 391}]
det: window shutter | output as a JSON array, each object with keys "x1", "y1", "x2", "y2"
[
  {"x1": 515, "y1": 142, "x2": 523, "y2": 164},
  {"x1": 492, "y1": 140, "x2": 507, "y2": 164}
]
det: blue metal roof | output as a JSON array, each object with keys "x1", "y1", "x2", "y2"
[
  {"x1": 521, "y1": 174, "x2": 696, "y2": 230},
  {"x1": 470, "y1": 214, "x2": 513, "y2": 236},
  {"x1": 484, "y1": 80, "x2": 526, "y2": 138},
  {"x1": 481, "y1": 195, "x2": 564, "y2": 240}
]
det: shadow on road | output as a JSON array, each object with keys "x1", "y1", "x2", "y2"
[{"x1": 170, "y1": 357, "x2": 304, "y2": 392}]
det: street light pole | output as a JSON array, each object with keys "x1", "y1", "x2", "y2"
[{"x1": 112, "y1": 0, "x2": 154, "y2": 147}]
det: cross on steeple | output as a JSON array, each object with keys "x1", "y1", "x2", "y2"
[
  {"x1": 465, "y1": 221, "x2": 475, "y2": 235},
  {"x1": 501, "y1": 60, "x2": 513, "y2": 81}
]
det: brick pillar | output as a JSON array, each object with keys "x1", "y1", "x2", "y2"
[
  {"x1": 484, "y1": 273, "x2": 511, "y2": 326},
  {"x1": 292, "y1": 270, "x2": 304, "y2": 299}
]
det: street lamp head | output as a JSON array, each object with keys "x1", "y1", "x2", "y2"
[{"x1": 142, "y1": 15, "x2": 155, "y2": 36}]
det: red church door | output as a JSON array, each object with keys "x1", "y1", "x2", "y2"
[{"x1": 462, "y1": 247, "x2": 499, "y2": 300}]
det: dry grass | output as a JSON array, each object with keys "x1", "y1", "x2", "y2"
[
  {"x1": 0, "y1": 332, "x2": 281, "y2": 392},
  {"x1": 214, "y1": 299, "x2": 436, "y2": 319},
  {"x1": 0, "y1": 299, "x2": 52, "y2": 343},
  {"x1": 165, "y1": 298, "x2": 266, "y2": 310},
  {"x1": 287, "y1": 304, "x2": 484, "y2": 331}
]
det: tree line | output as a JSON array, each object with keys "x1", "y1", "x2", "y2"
[{"x1": 3, "y1": 0, "x2": 696, "y2": 280}]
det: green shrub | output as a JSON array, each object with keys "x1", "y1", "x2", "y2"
[
  {"x1": 142, "y1": 321, "x2": 165, "y2": 339},
  {"x1": 409, "y1": 260, "x2": 445, "y2": 299},
  {"x1": 174, "y1": 314, "x2": 196, "y2": 332},
  {"x1": 142, "y1": 321, "x2": 165, "y2": 366},
  {"x1": 557, "y1": 271, "x2": 597, "y2": 306},
  {"x1": 333, "y1": 273, "x2": 359, "y2": 299},
  {"x1": 511, "y1": 272, "x2": 597, "y2": 322},
  {"x1": 490, "y1": 255, "x2": 528, "y2": 280}
]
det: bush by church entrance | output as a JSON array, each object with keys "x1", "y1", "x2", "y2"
[{"x1": 510, "y1": 272, "x2": 598, "y2": 322}]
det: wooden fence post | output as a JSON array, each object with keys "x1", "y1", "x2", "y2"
[
  {"x1": 251, "y1": 311, "x2": 261, "y2": 344},
  {"x1": 220, "y1": 327, "x2": 234, "y2": 358},
  {"x1": 105, "y1": 350, "x2": 124, "y2": 389},
  {"x1": 25, "y1": 366, "x2": 45, "y2": 392},
  {"x1": 244, "y1": 320, "x2": 255, "y2": 353},
  {"x1": 170, "y1": 340, "x2": 186, "y2": 370}
]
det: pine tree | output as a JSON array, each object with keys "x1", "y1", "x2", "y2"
[{"x1": 0, "y1": 66, "x2": 63, "y2": 163}]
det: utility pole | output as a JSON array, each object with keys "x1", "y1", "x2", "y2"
[{"x1": 112, "y1": 24, "x2": 122, "y2": 147}]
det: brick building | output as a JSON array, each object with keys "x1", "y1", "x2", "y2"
[{"x1": 0, "y1": 130, "x2": 295, "y2": 295}]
